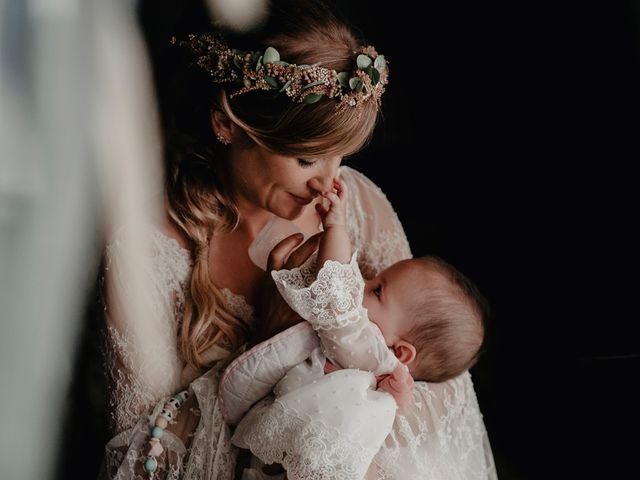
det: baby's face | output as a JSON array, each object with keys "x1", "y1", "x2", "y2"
[{"x1": 363, "y1": 259, "x2": 423, "y2": 346}]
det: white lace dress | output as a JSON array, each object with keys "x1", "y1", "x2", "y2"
[
  {"x1": 232, "y1": 251, "x2": 402, "y2": 480},
  {"x1": 100, "y1": 166, "x2": 497, "y2": 480}
]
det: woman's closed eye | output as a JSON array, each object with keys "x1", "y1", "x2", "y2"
[
  {"x1": 373, "y1": 284, "x2": 382, "y2": 299},
  {"x1": 297, "y1": 158, "x2": 317, "y2": 168}
]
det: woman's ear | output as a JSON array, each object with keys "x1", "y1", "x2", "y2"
[
  {"x1": 210, "y1": 109, "x2": 233, "y2": 144},
  {"x1": 393, "y1": 340, "x2": 417, "y2": 365}
]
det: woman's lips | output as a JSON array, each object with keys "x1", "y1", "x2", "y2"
[{"x1": 290, "y1": 193, "x2": 314, "y2": 205}]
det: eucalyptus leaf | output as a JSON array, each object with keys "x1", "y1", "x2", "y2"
[
  {"x1": 243, "y1": 78, "x2": 252, "y2": 88},
  {"x1": 233, "y1": 56, "x2": 242, "y2": 70},
  {"x1": 263, "y1": 46, "x2": 280, "y2": 64},
  {"x1": 265, "y1": 76, "x2": 279, "y2": 89},
  {"x1": 337, "y1": 72, "x2": 350, "y2": 88},
  {"x1": 357, "y1": 54, "x2": 372, "y2": 70},
  {"x1": 302, "y1": 80, "x2": 324, "y2": 91},
  {"x1": 349, "y1": 77, "x2": 362, "y2": 90},
  {"x1": 303, "y1": 93, "x2": 323, "y2": 104},
  {"x1": 279, "y1": 79, "x2": 293, "y2": 93},
  {"x1": 374, "y1": 55, "x2": 386, "y2": 71},
  {"x1": 370, "y1": 67, "x2": 380, "y2": 85},
  {"x1": 255, "y1": 55, "x2": 263, "y2": 71}
]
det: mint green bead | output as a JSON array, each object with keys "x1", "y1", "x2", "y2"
[
  {"x1": 143, "y1": 457, "x2": 158, "y2": 473},
  {"x1": 150, "y1": 426, "x2": 164, "y2": 439}
]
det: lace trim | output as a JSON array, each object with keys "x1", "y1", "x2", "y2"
[
  {"x1": 148, "y1": 225, "x2": 255, "y2": 324},
  {"x1": 235, "y1": 398, "x2": 374, "y2": 480},
  {"x1": 148, "y1": 226, "x2": 193, "y2": 275},
  {"x1": 220, "y1": 287, "x2": 255, "y2": 324},
  {"x1": 272, "y1": 251, "x2": 365, "y2": 330}
]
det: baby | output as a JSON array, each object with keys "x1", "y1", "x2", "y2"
[{"x1": 229, "y1": 177, "x2": 489, "y2": 480}]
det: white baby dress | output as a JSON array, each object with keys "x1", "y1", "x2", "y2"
[{"x1": 228, "y1": 251, "x2": 405, "y2": 480}]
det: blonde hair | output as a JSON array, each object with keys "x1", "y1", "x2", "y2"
[{"x1": 166, "y1": 0, "x2": 381, "y2": 371}]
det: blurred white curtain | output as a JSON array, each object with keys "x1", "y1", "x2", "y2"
[{"x1": 0, "y1": 0, "x2": 162, "y2": 478}]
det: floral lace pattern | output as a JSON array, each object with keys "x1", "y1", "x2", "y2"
[
  {"x1": 339, "y1": 168, "x2": 412, "y2": 279},
  {"x1": 271, "y1": 251, "x2": 365, "y2": 330},
  {"x1": 233, "y1": 397, "x2": 374, "y2": 480},
  {"x1": 103, "y1": 224, "x2": 192, "y2": 434},
  {"x1": 370, "y1": 372, "x2": 496, "y2": 480},
  {"x1": 220, "y1": 288, "x2": 255, "y2": 325},
  {"x1": 100, "y1": 167, "x2": 496, "y2": 480},
  {"x1": 105, "y1": 325, "x2": 159, "y2": 433}
]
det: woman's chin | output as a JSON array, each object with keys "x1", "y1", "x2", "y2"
[{"x1": 273, "y1": 203, "x2": 306, "y2": 221}]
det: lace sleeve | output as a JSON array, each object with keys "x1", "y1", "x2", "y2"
[
  {"x1": 369, "y1": 372, "x2": 497, "y2": 479},
  {"x1": 100, "y1": 225, "x2": 239, "y2": 480},
  {"x1": 271, "y1": 251, "x2": 398, "y2": 375},
  {"x1": 340, "y1": 167, "x2": 412, "y2": 279},
  {"x1": 271, "y1": 250, "x2": 364, "y2": 329},
  {"x1": 102, "y1": 225, "x2": 186, "y2": 433}
]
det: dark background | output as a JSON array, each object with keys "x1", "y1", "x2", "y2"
[{"x1": 57, "y1": 1, "x2": 639, "y2": 479}]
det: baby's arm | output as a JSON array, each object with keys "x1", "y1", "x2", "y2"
[
  {"x1": 315, "y1": 177, "x2": 351, "y2": 269},
  {"x1": 317, "y1": 312, "x2": 398, "y2": 375},
  {"x1": 272, "y1": 249, "x2": 399, "y2": 376}
]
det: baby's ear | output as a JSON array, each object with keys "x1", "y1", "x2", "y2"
[{"x1": 393, "y1": 340, "x2": 416, "y2": 365}]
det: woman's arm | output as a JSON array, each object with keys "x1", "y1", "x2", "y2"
[
  {"x1": 341, "y1": 168, "x2": 497, "y2": 479},
  {"x1": 101, "y1": 226, "x2": 204, "y2": 478},
  {"x1": 271, "y1": 248, "x2": 398, "y2": 375}
]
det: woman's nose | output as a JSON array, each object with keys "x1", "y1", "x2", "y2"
[
  {"x1": 308, "y1": 158, "x2": 341, "y2": 193},
  {"x1": 308, "y1": 176, "x2": 333, "y2": 193}
]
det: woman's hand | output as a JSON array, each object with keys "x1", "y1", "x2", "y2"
[{"x1": 250, "y1": 232, "x2": 322, "y2": 347}]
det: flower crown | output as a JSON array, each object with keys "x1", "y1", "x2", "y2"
[{"x1": 171, "y1": 32, "x2": 388, "y2": 109}]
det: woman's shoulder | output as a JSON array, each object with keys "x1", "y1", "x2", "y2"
[
  {"x1": 106, "y1": 220, "x2": 193, "y2": 282},
  {"x1": 339, "y1": 165, "x2": 388, "y2": 200}
]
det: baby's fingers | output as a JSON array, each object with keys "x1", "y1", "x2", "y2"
[
  {"x1": 322, "y1": 191, "x2": 341, "y2": 206},
  {"x1": 315, "y1": 201, "x2": 329, "y2": 215},
  {"x1": 333, "y1": 177, "x2": 348, "y2": 201}
]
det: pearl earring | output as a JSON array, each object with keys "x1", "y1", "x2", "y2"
[{"x1": 215, "y1": 132, "x2": 231, "y2": 145}]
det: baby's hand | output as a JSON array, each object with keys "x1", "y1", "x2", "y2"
[{"x1": 315, "y1": 177, "x2": 347, "y2": 229}]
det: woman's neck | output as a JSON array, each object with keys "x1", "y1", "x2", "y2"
[{"x1": 233, "y1": 197, "x2": 276, "y2": 239}]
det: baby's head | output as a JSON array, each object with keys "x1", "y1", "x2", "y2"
[{"x1": 363, "y1": 256, "x2": 489, "y2": 382}]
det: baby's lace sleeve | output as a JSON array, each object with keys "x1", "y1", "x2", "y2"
[{"x1": 271, "y1": 251, "x2": 398, "y2": 375}]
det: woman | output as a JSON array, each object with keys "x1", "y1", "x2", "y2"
[{"x1": 101, "y1": 1, "x2": 496, "y2": 478}]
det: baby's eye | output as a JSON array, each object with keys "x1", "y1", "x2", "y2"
[{"x1": 373, "y1": 284, "x2": 382, "y2": 298}]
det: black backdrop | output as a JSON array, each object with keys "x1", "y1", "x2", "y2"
[{"x1": 57, "y1": 1, "x2": 640, "y2": 479}]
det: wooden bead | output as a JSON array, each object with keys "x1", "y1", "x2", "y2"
[{"x1": 154, "y1": 416, "x2": 168, "y2": 429}]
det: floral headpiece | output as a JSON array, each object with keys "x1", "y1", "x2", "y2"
[{"x1": 171, "y1": 32, "x2": 388, "y2": 109}]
